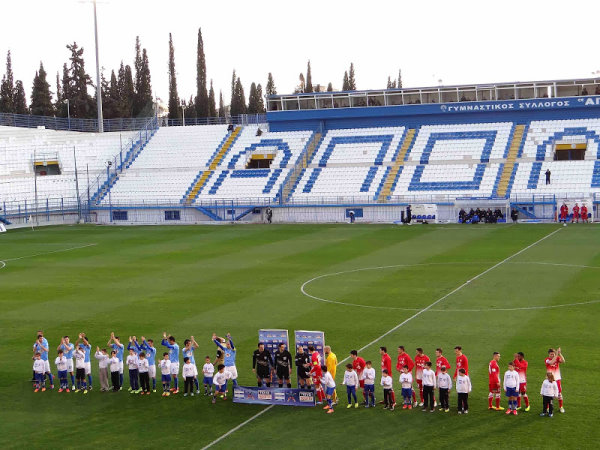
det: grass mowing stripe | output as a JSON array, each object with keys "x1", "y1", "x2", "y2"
[{"x1": 204, "y1": 226, "x2": 562, "y2": 448}]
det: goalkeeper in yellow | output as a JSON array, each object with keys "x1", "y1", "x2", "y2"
[{"x1": 325, "y1": 346, "x2": 338, "y2": 404}]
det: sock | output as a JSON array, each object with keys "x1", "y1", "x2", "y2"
[
  {"x1": 174, "y1": 377, "x2": 178, "y2": 389},
  {"x1": 412, "y1": 391, "x2": 416, "y2": 403},
  {"x1": 120, "y1": 373, "x2": 124, "y2": 386},
  {"x1": 87, "y1": 375, "x2": 92, "y2": 387},
  {"x1": 391, "y1": 391, "x2": 396, "y2": 404},
  {"x1": 47, "y1": 373, "x2": 54, "y2": 385},
  {"x1": 488, "y1": 395, "x2": 493, "y2": 408},
  {"x1": 327, "y1": 398, "x2": 333, "y2": 408},
  {"x1": 495, "y1": 396, "x2": 500, "y2": 408},
  {"x1": 524, "y1": 395, "x2": 529, "y2": 407},
  {"x1": 517, "y1": 396, "x2": 521, "y2": 407},
  {"x1": 232, "y1": 379, "x2": 238, "y2": 388},
  {"x1": 152, "y1": 378, "x2": 156, "y2": 389},
  {"x1": 558, "y1": 398, "x2": 563, "y2": 408},
  {"x1": 70, "y1": 374, "x2": 75, "y2": 386},
  {"x1": 419, "y1": 388, "x2": 424, "y2": 402},
  {"x1": 194, "y1": 378, "x2": 199, "y2": 390}
]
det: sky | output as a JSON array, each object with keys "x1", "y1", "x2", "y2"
[{"x1": 1, "y1": 0, "x2": 599, "y2": 108}]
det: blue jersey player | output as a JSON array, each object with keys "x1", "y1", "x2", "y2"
[
  {"x1": 162, "y1": 332, "x2": 180, "y2": 393},
  {"x1": 213, "y1": 332, "x2": 238, "y2": 388}
]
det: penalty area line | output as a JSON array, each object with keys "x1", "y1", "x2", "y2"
[
  {"x1": 0, "y1": 243, "x2": 98, "y2": 269},
  {"x1": 201, "y1": 227, "x2": 562, "y2": 448}
]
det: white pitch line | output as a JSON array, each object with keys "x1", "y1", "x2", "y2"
[
  {"x1": 202, "y1": 227, "x2": 562, "y2": 448},
  {"x1": 0, "y1": 243, "x2": 97, "y2": 269}
]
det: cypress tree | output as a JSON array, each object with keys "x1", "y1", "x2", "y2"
[
  {"x1": 231, "y1": 77, "x2": 246, "y2": 115},
  {"x1": 30, "y1": 62, "x2": 54, "y2": 116},
  {"x1": 0, "y1": 51, "x2": 15, "y2": 113},
  {"x1": 184, "y1": 95, "x2": 195, "y2": 120},
  {"x1": 14, "y1": 80, "x2": 28, "y2": 114},
  {"x1": 218, "y1": 90, "x2": 225, "y2": 118},
  {"x1": 305, "y1": 60, "x2": 313, "y2": 93},
  {"x1": 208, "y1": 79, "x2": 217, "y2": 117},
  {"x1": 167, "y1": 33, "x2": 180, "y2": 120},
  {"x1": 342, "y1": 71, "x2": 349, "y2": 91},
  {"x1": 247, "y1": 82, "x2": 258, "y2": 114},
  {"x1": 54, "y1": 71, "x2": 63, "y2": 113},
  {"x1": 55, "y1": 64, "x2": 70, "y2": 118},
  {"x1": 195, "y1": 28, "x2": 208, "y2": 118},
  {"x1": 66, "y1": 42, "x2": 95, "y2": 118},
  {"x1": 121, "y1": 64, "x2": 135, "y2": 117},
  {"x1": 101, "y1": 70, "x2": 121, "y2": 119},
  {"x1": 397, "y1": 69, "x2": 402, "y2": 88},
  {"x1": 256, "y1": 83, "x2": 265, "y2": 113},
  {"x1": 327, "y1": 82, "x2": 333, "y2": 92},
  {"x1": 133, "y1": 37, "x2": 153, "y2": 117},
  {"x1": 230, "y1": 69, "x2": 236, "y2": 113},
  {"x1": 348, "y1": 63, "x2": 356, "y2": 90},
  {"x1": 266, "y1": 72, "x2": 277, "y2": 96}
]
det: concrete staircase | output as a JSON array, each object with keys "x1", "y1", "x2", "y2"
[
  {"x1": 495, "y1": 124, "x2": 526, "y2": 197},
  {"x1": 183, "y1": 126, "x2": 242, "y2": 205},
  {"x1": 376, "y1": 128, "x2": 416, "y2": 202},
  {"x1": 280, "y1": 132, "x2": 322, "y2": 202}
]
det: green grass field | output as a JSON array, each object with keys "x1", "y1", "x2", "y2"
[{"x1": 1, "y1": 223, "x2": 599, "y2": 449}]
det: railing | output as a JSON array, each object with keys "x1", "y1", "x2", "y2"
[
  {"x1": 2, "y1": 197, "x2": 81, "y2": 220},
  {"x1": 0, "y1": 112, "x2": 267, "y2": 132}
]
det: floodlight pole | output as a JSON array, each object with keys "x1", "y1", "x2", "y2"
[{"x1": 93, "y1": 0, "x2": 104, "y2": 133}]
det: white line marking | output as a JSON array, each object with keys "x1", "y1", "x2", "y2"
[
  {"x1": 0, "y1": 243, "x2": 97, "y2": 269},
  {"x1": 202, "y1": 227, "x2": 562, "y2": 448},
  {"x1": 200, "y1": 405, "x2": 275, "y2": 450}
]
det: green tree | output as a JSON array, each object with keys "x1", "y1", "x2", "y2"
[
  {"x1": 342, "y1": 71, "x2": 349, "y2": 91},
  {"x1": 327, "y1": 82, "x2": 333, "y2": 92},
  {"x1": 305, "y1": 60, "x2": 313, "y2": 93},
  {"x1": 266, "y1": 72, "x2": 277, "y2": 96},
  {"x1": 30, "y1": 62, "x2": 54, "y2": 116},
  {"x1": 55, "y1": 64, "x2": 70, "y2": 118},
  {"x1": 14, "y1": 80, "x2": 28, "y2": 114},
  {"x1": 183, "y1": 96, "x2": 195, "y2": 121},
  {"x1": 118, "y1": 62, "x2": 135, "y2": 117},
  {"x1": 256, "y1": 83, "x2": 265, "y2": 113},
  {"x1": 208, "y1": 79, "x2": 217, "y2": 117},
  {"x1": 0, "y1": 51, "x2": 15, "y2": 113},
  {"x1": 348, "y1": 63, "x2": 356, "y2": 90},
  {"x1": 167, "y1": 33, "x2": 180, "y2": 120},
  {"x1": 195, "y1": 28, "x2": 208, "y2": 118},
  {"x1": 230, "y1": 76, "x2": 246, "y2": 116},
  {"x1": 101, "y1": 70, "x2": 121, "y2": 119},
  {"x1": 397, "y1": 68, "x2": 402, "y2": 88},
  {"x1": 387, "y1": 76, "x2": 396, "y2": 89},
  {"x1": 133, "y1": 37, "x2": 153, "y2": 117},
  {"x1": 230, "y1": 69, "x2": 236, "y2": 111},
  {"x1": 65, "y1": 42, "x2": 95, "y2": 118},
  {"x1": 247, "y1": 82, "x2": 259, "y2": 114},
  {"x1": 218, "y1": 90, "x2": 225, "y2": 117},
  {"x1": 54, "y1": 71, "x2": 62, "y2": 114}
]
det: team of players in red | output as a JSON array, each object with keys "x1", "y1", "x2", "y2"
[
  {"x1": 308, "y1": 344, "x2": 566, "y2": 413},
  {"x1": 559, "y1": 202, "x2": 589, "y2": 223}
]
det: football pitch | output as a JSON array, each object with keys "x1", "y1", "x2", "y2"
[{"x1": 1, "y1": 223, "x2": 598, "y2": 449}]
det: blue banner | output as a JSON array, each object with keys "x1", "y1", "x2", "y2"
[
  {"x1": 294, "y1": 330, "x2": 325, "y2": 366},
  {"x1": 233, "y1": 386, "x2": 316, "y2": 407},
  {"x1": 259, "y1": 329, "x2": 289, "y2": 384}
]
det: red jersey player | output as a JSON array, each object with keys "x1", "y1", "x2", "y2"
[
  {"x1": 488, "y1": 352, "x2": 503, "y2": 411},
  {"x1": 572, "y1": 203, "x2": 580, "y2": 223},
  {"x1": 308, "y1": 345, "x2": 324, "y2": 403},
  {"x1": 396, "y1": 346, "x2": 416, "y2": 404},
  {"x1": 545, "y1": 347, "x2": 566, "y2": 413},
  {"x1": 414, "y1": 347, "x2": 431, "y2": 406},
  {"x1": 435, "y1": 348, "x2": 451, "y2": 376},
  {"x1": 454, "y1": 346, "x2": 469, "y2": 378},
  {"x1": 559, "y1": 203, "x2": 568, "y2": 223},
  {"x1": 581, "y1": 204, "x2": 589, "y2": 223},
  {"x1": 350, "y1": 350, "x2": 367, "y2": 404},
  {"x1": 513, "y1": 352, "x2": 529, "y2": 411},
  {"x1": 379, "y1": 347, "x2": 395, "y2": 406}
]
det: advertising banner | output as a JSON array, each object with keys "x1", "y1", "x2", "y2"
[{"x1": 233, "y1": 386, "x2": 316, "y2": 407}]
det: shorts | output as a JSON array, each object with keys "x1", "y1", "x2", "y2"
[
  {"x1": 505, "y1": 387, "x2": 518, "y2": 397},
  {"x1": 359, "y1": 379, "x2": 365, "y2": 388},
  {"x1": 416, "y1": 378, "x2": 423, "y2": 387},
  {"x1": 489, "y1": 382, "x2": 501, "y2": 393},
  {"x1": 216, "y1": 384, "x2": 226, "y2": 393},
  {"x1": 325, "y1": 386, "x2": 335, "y2": 396},
  {"x1": 519, "y1": 382, "x2": 527, "y2": 394},
  {"x1": 84, "y1": 362, "x2": 91, "y2": 375},
  {"x1": 44, "y1": 360, "x2": 51, "y2": 373},
  {"x1": 401, "y1": 387, "x2": 413, "y2": 398},
  {"x1": 297, "y1": 369, "x2": 310, "y2": 380},
  {"x1": 66, "y1": 358, "x2": 74, "y2": 372},
  {"x1": 225, "y1": 366, "x2": 238, "y2": 379},
  {"x1": 364, "y1": 384, "x2": 374, "y2": 393},
  {"x1": 148, "y1": 365, "x2": 156, "y2": 378},
  {"x1": 170, "y1": 362, "x2": 180, "y2": 375},
  {"x1": 276, "y1": 368, "x2": 290, "y2": 380},
  {"x1": 203, "y1": 376, "x2": 213, "y2": 385},
  {"x1": 76, "y1": 368, "x2": 86, "y2": 379},
  {"x1": 119, "y1": 361, "x2": 124, "y2": 374},
  {"x1": 161, "y1": 374, "x2": 171, "y2": 383},
  {"x1": 257, "y1": 368, "x2": 270, "y2": 379},
  {"x1": 58, "y1": 370, "x2": 68, "y2": 379}
]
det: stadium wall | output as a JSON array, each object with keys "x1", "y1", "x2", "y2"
[{"x1": 267, "y1": 95, "x2": 600, "y2": 131}]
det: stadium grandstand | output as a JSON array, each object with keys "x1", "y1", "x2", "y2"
[{"x1": 2, "y1": 77, "x2": 600, "y2": 227}]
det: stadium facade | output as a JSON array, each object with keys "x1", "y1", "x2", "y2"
[{"x1": 1, "y1": 77, "x2": 600, "y2": 227}]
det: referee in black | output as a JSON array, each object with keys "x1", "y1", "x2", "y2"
[
  {"x1": 252, "y1": 343, "x2": 273, "y2": 387},
  {"x1": 274, "y1": 343, "x2": 293, "y2": 388},
  {"x1": 294, "y1": 346, "x2": 311, "y2": 389}
]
